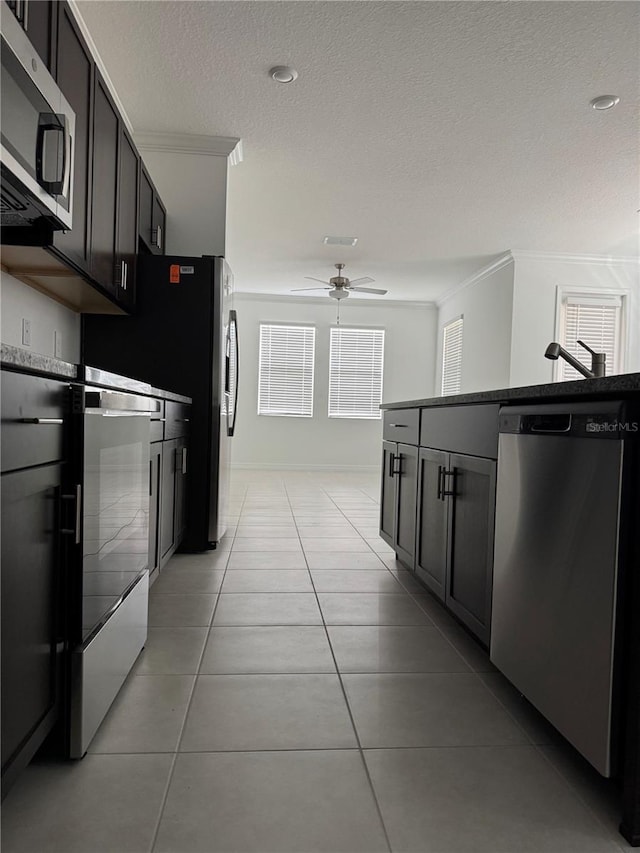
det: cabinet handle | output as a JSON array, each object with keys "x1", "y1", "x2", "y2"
[
  {"x1": 152, "y1": 224, "x2": 163, "y2": 250},
  {"x1": 20, "y1": 417, "x2": 63, "y2": 424},
  {"x1": 122, "y1": 260, "x2": 128, "y2": 291},
  {"x1": 393, "y1": 453, "x2": 403, "y2": 476},
  {"x1": 149, "y1": 459, "x2": 153, "y2": 497},
  {"x1": 61, "y1": 484, "x2": 81, "y2": 545},
  {"x1": 389, "y1": 424, "x2": 407, "y2": 428},
  {"x1": 437, "y1": 465, "x2": 444, "y2": 500},
  {"x1": 388, "y1": 452, "x2": 395, "y2": 479},
  {"x1": 442, "y1": 468, "x2": 458, "y2": 498},
  {"x1": 181, "y1": 446, "x2": 188, "y2": 474}
]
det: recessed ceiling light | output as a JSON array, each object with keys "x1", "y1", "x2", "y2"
[
  {"x1": 323, "y1": 236, "x2": 358, "y2": 247},
  {"x1": 269, "y1": 66, "x2": 298, "y2": 84},
  {"x1": 590, "y1": 95, "x2": 620, "y2": 110}
]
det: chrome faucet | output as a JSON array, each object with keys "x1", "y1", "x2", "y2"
[{"x1": 544, "y1": 340, "x2": 606, "y2": 379}]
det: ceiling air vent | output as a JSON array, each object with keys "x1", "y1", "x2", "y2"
[{"x1": 323, "y1": 236, "x2": 357, "y2": 247}]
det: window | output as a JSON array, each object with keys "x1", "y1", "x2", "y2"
[
  {"x1": 557, "y1": 293, "x2": 624, "y2": 381},
  {"x1": 441, "y1": 317, "x2": 463, "y2": 395},
  {"x1": 257, "y1": 324, "x2": 315, "y2": 417},
  {"x1": 328, "y1": 327, "x2": 385, "y2": 419}
]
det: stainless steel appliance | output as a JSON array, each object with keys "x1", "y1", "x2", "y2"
[
  {"x1": 1, "y1": 9, "x2": 75, "y2": 229},
  {"x1": 491, "y1": 401, "x2": 630, "y2": 776},
  {"x1": 83, "y1": 256, "x2": 237, "y2": 549},
  {"x1": 68, "y1": 374, "x2": 159, "y2": 757}
]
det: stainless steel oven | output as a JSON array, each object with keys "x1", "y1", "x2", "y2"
[
  {"x1": 1, "y1": 8, "x2": 75, "y2": 229},
  {"x1": 69, "y1": 383, "x2": 159, "y2": 758}
]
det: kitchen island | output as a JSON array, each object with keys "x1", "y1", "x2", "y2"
[{"x1": 380, "y1": 373, "x2": 640, "y2": 845}]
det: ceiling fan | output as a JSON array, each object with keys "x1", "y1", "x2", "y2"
[{"x1": 291, "y1": 263, "x2": 387, "y2": 300}]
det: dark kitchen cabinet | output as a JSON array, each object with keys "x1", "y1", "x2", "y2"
[
  {"x1": 416, "y1": 448, "x2": 495, "y2": 644},
  {"x1": 115, "y1": 127, "x2": 139, "y2": 309},
  {"x1": 160, "y1": 439, "x2": 177, "y2": 561},
  {"x1": 1, "y1": 370, "x2": 68, "y2": 798},
  {"x1": 380, "y1": 441, "x2": 396, "y2": 545},
  {"x1": 89, "y1": 72, "x2": 119, "y2": 293},
  {"x1": 415, "y1": 448, "x2": 449, "y2": 600},
  {"x1": 148, "y1": 442, "x2": 162, "y2": 581},
  {"x1": 379, "y1": 441, "x2": 418, "y2": 569},
  {"x1": 174, "y1": 437, "x2": 188, "y2": 544},
  {"x1": 51, "y1": 2, "x2": 94, "y2": 275},
  {"x1": 5, "y1": 0, "x2": 55, "y2": 69},
  {"x1": 139, "y1": 165, "x2": 166, "y2": 254}
]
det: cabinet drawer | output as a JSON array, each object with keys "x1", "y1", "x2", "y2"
[
  {"x1": 1, "y1": 372, "x2": 67, "y2": 473},
  {"x1": 383, "y1": 409, "x2": 420, "y2": 445},
  {"x1": 150, "y1": 400, "x2": 165, "y2": 442},
  {"x1": 164, "y1": 402, "x2": 191, "y2": 439},
  {"x1": 420, "y1": 404, "x2": 499, "y2": 458}
]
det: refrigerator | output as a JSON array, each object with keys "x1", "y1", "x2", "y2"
[{"x1": 83, "y1": 255, "x2": 238, "y2": 550}]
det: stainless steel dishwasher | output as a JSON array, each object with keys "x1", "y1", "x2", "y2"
[{"x1": 491, "y1": 400, "x2": 630, "y2": 776}]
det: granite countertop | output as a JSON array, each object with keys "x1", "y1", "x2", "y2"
[
  {"x1": 1, "y1": 343, "x2": 78, "y2": 379},
  {"x1": 1, "y1": 346, "x2": 192, "y2": 404},
  {"x1": 381, "y1": 372, "x2": 640, "y2": 410}
]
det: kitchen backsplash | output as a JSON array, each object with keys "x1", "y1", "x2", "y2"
[{"x1": 0, "y1": 271, "x2": 81, "y2": 363}]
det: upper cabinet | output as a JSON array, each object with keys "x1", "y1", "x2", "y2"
[
  {"x1": 51, "y1": 3, "x2": 93, "y2": 276},
  {"x1": 0, "y1": 0, "x2": 166, "y2": 313},
  {"x1": 5, "y1": 0, "x2": 55, "y2": 70},
  {"x1": 139, "y1": 165, "x2": 166, "y2": 255}
]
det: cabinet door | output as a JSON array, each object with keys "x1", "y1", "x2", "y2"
[
  {"x1": 1, "y1": 463, "x2": 62, "y2": 792},
  {"x1": 90, "y1": 73, "x2": 118, "y2": 293},
  {"x1": 379, "y1": 441, "x2": 397, "y2": 548},
  {"x1": 415, "y1": 448, "x2": 449, "y2": 600},
  {"x1": 174, "y1": 439, "x2": 188, "y2": 546},
  {"x1": 445, "y1": 453, "x2": 496, "y2": 645},
  {"x1": 151, "y1": 195, "x2": 166, "y2": 254},
  {"x1": 115, "y1": 127, "x2": 139, "y2": 309},
  {"x1": 138, "y1": 167, "x2": 153, "y2": 252},
  {"x1": 394, "y1": 443, "x2": 418, "y2": 569},
  {"x1": 26, "y1": 0, "x2": 55, "y2": 69},
  {"x1": 51, "y1": 3, "x2": 93, "y2": 273},
  {"x1": 148, "y1": 443, "x2": 162, "y2": 579},
  {"x1": 160, "y1": 440, "x2": 176, "y2": 560}
]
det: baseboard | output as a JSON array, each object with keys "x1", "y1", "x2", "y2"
[{"x1": 231, "y1": 463, "x2": 379, "y2": 473}]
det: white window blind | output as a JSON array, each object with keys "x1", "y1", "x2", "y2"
[
  {"x1": 441, "y1": 317, "x2": 463, "y2": 395},
  {"x1": 328, "y1": 327, "x2": 385, "y2": 419},
  {"x1": 559, "y1": 295, "x2": 623, "y2": 381},
  {"x1": 258, "y1": 324, "x2": 315, "y2": 417}
]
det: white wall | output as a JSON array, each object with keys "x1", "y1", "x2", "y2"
[
  {"x1": 232, "y1": 295, "x2": 437, "y2": 469},
  {"x1": 0, "y1": 272, "x2": 81, "y2": 362},
  {"x1": 509, "y1": 255, "x2": 640, "y2": 387},
  {"x1": 436, "y1": 258, "x2": 514, "y2": 394},
  {"x1": 137, "y1": 149, "x2": 228, "y2": 257}
]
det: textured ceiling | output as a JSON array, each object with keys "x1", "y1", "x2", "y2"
[{"x1": 76, "y1": 0, "x2": 639, "y2": 301}]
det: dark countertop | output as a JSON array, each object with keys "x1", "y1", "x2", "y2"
[
  {"x1": 381, "y1": 372, "x2": 640, "y2": 410},
  {"x1": 1, "y1": 346, "x2": 192, "y2": 404}
]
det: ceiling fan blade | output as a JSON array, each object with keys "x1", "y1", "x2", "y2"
[
  {"x1": 291, "y1": 286, "x2": 332, "y2": 292},
  {"x1": 304, "y1": 276, "x2": 331, "y2": 285},
  {"x1": 348, "y1": 276, "x2": 375, "y2": 286},
  {"x1": 350, "y1": 286, "x2": 388, "y2": 295}
]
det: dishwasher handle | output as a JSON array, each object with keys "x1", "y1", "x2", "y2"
[{"x1": 528, "y1": 414, "x2": 572, "y2": 434}]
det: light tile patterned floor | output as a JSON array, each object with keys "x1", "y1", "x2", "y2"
[{"x1": 1, "y1": 469, "x2": 631, "y2": 852}]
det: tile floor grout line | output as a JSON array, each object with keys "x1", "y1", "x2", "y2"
[
  {"x1": 148, "y1": 483, "x2": 248, "y2": 852},
  {"x1": 285, "y1": 479, "x2": 394, "y2": 853}
]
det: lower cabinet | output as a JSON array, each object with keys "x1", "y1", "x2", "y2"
[
  {"x1": 416, "y1": 448, "x2": 496, "y2": 644},
  {"x1": 380, "y1": 440, "x2": 419, "y2": 568},
  {"x1": 154, "y1": 434, "x2": 189, "y2": 574},
  {"x1": 1, "y1": 462, "x2": 64, "y2": 797}
]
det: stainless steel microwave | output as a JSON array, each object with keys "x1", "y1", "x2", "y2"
[{"x1": 1, "y1": 9, "x2": 75, "y2": 230}]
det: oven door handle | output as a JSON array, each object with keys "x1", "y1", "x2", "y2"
[{"x1": 84, "y1": 390, "x2": 161, "y2": 414}]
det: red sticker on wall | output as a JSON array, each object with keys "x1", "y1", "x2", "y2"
[{"x1": 169, "y1": 264, "x2": 180, "y2": 284}]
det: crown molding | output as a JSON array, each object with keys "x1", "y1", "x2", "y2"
[
  {"x1": 135, "y1": 132, "x2": 243, "y2": 164},
  {"x1": 234, "y1": 292, "x2": 436, "y2": 309},
  {"x1": 436, "y1": 252, "x2": 514, "y2": 307},
  {"x1": 510, "y1": 249, "x2": 639, "y2": 265},
  {"x1": 68, "y1": 1, "x2": 134, "y2": 136}
]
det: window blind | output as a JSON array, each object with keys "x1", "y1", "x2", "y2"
[
  {"x1": 257, "y1": 324, "x2": 315, "y2": 417},
  {"x1": 441, "y1": 317, "x2": 463, "y2": 395},
  {"x1": 560, "y1": 296, "x2": 622, "y2": 381},
  {"x1": 328, "y1": 327, "x2": 385, "y2": 419}
]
